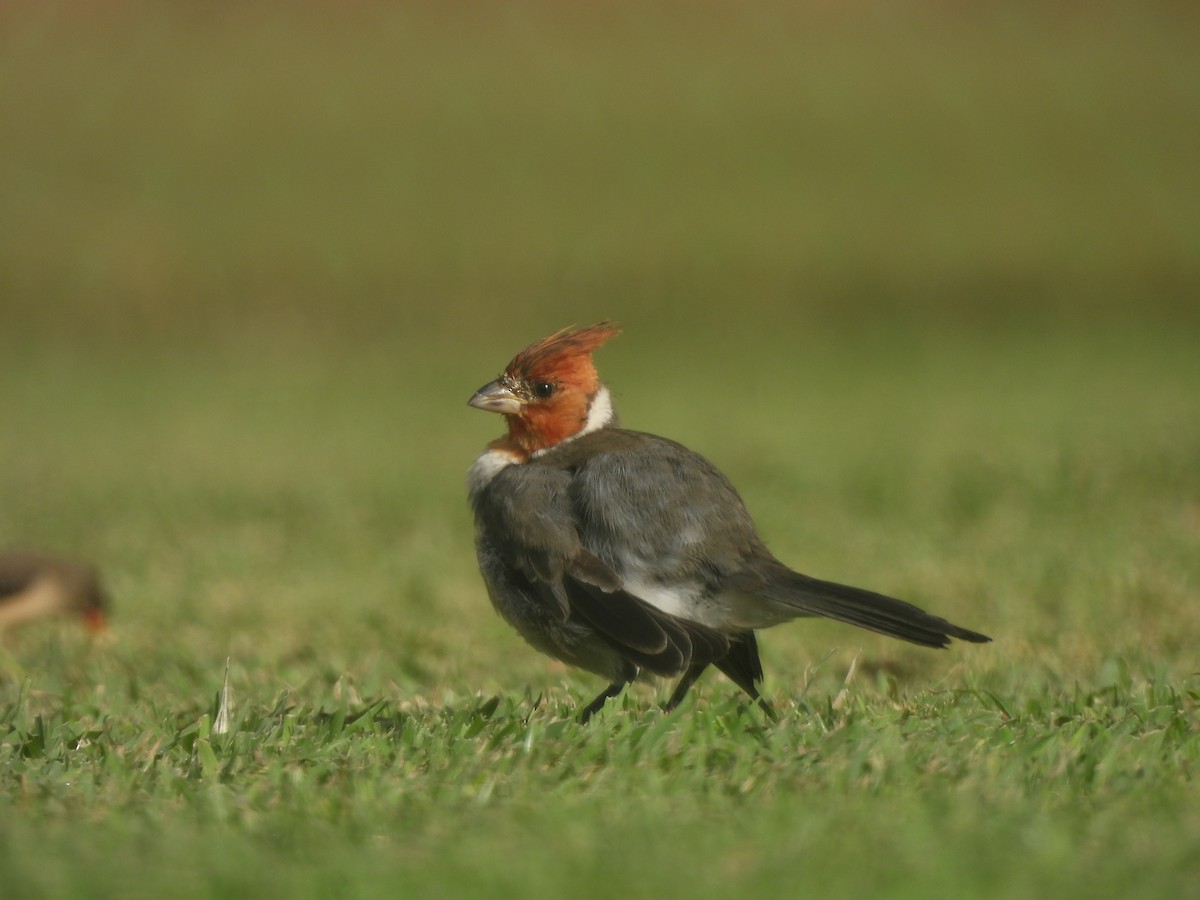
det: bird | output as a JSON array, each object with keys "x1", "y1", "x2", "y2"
[
  {"x1": 467, "y1": 322, "x2": 990, "y2": 721},
  {"x1": 0, "y1": 551, "x2": 109, "y2": 634}
]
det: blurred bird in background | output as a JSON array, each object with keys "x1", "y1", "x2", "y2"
[{"x1": 0, "y1": 551, "x2": 109, "y2": 634}]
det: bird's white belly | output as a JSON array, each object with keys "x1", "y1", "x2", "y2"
[
  {"x1": 620, "y1": 570, "x2": 790, "y2": 631},
  {"x1": 619, "y1": 573, "x2": 728, "y2": 629}
]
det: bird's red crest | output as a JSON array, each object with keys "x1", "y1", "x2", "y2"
[{"x1": 505, "y1": 322, "x2": 621, "y2": 384}]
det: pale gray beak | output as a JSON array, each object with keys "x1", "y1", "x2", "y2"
[{"x1": 468, "y1": 379, "x2": 524, "y2": 415}]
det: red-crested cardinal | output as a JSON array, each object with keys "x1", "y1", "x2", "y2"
[
  {"x1": 0, "y1": 551, "x2": 109, "y2": 634},
  {"x1": 467, "y1": 323, "x2": 990, "y2": 720}
]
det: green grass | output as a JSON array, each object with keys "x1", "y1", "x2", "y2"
[{"x1": 2, "y1": 1, "x2": 1200, "y2": 897}]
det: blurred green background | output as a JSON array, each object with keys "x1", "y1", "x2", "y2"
[{"x1": 4, "y1": 1, "x2": 1197, "y2": 343}]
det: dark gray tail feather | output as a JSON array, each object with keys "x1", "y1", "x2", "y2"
[{"x1": 762, "y1": 565, "x2": 991, "y2": 648}]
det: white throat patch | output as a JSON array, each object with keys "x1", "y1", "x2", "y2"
[
  {"x1": 582, "y1": 385, "x2": 615, "y2": 435},
  {"x1": 467, "y1": 447, "x2": 520, "y2": 498},
  {"x1": 531, "y1": 385, "x2": 616, "y2": 458}
]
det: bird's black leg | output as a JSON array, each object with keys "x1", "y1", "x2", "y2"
[
  {"x1": 715, "y1": 632, "x2": 778, "y2": 721},
  {"x1": 580, "y1": 682, "x2": 627, "y2": 722},
  {"x1": 715, "y1": 659, "x2": 777, "y2": 721},
  {"x1": 663, "y1": 662, "x2": 709, "y2": 713}
]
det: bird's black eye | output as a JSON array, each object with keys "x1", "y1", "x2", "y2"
[{"x1": 531, "y1": 380, "x2": 557, "y2": 400}]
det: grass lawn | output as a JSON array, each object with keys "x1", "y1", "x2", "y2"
[{"x1": 2, "y1": 2, "x2": 1198, "y2": 898}]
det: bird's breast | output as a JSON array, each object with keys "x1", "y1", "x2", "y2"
[{"x1": 468, "y1": 447, "x2": 522, "y2": 500}]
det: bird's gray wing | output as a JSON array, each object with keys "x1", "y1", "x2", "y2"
[
  {"x1": 541, "y1": 428, "x2": 766, "y2": 585},
  {"x1": 474, "y1": 461, "x2": 727, "y2": 673}
]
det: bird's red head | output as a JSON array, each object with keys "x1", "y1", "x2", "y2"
[{"x1": 469, "y1": 322, "x2": 622, "y2": 457}]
